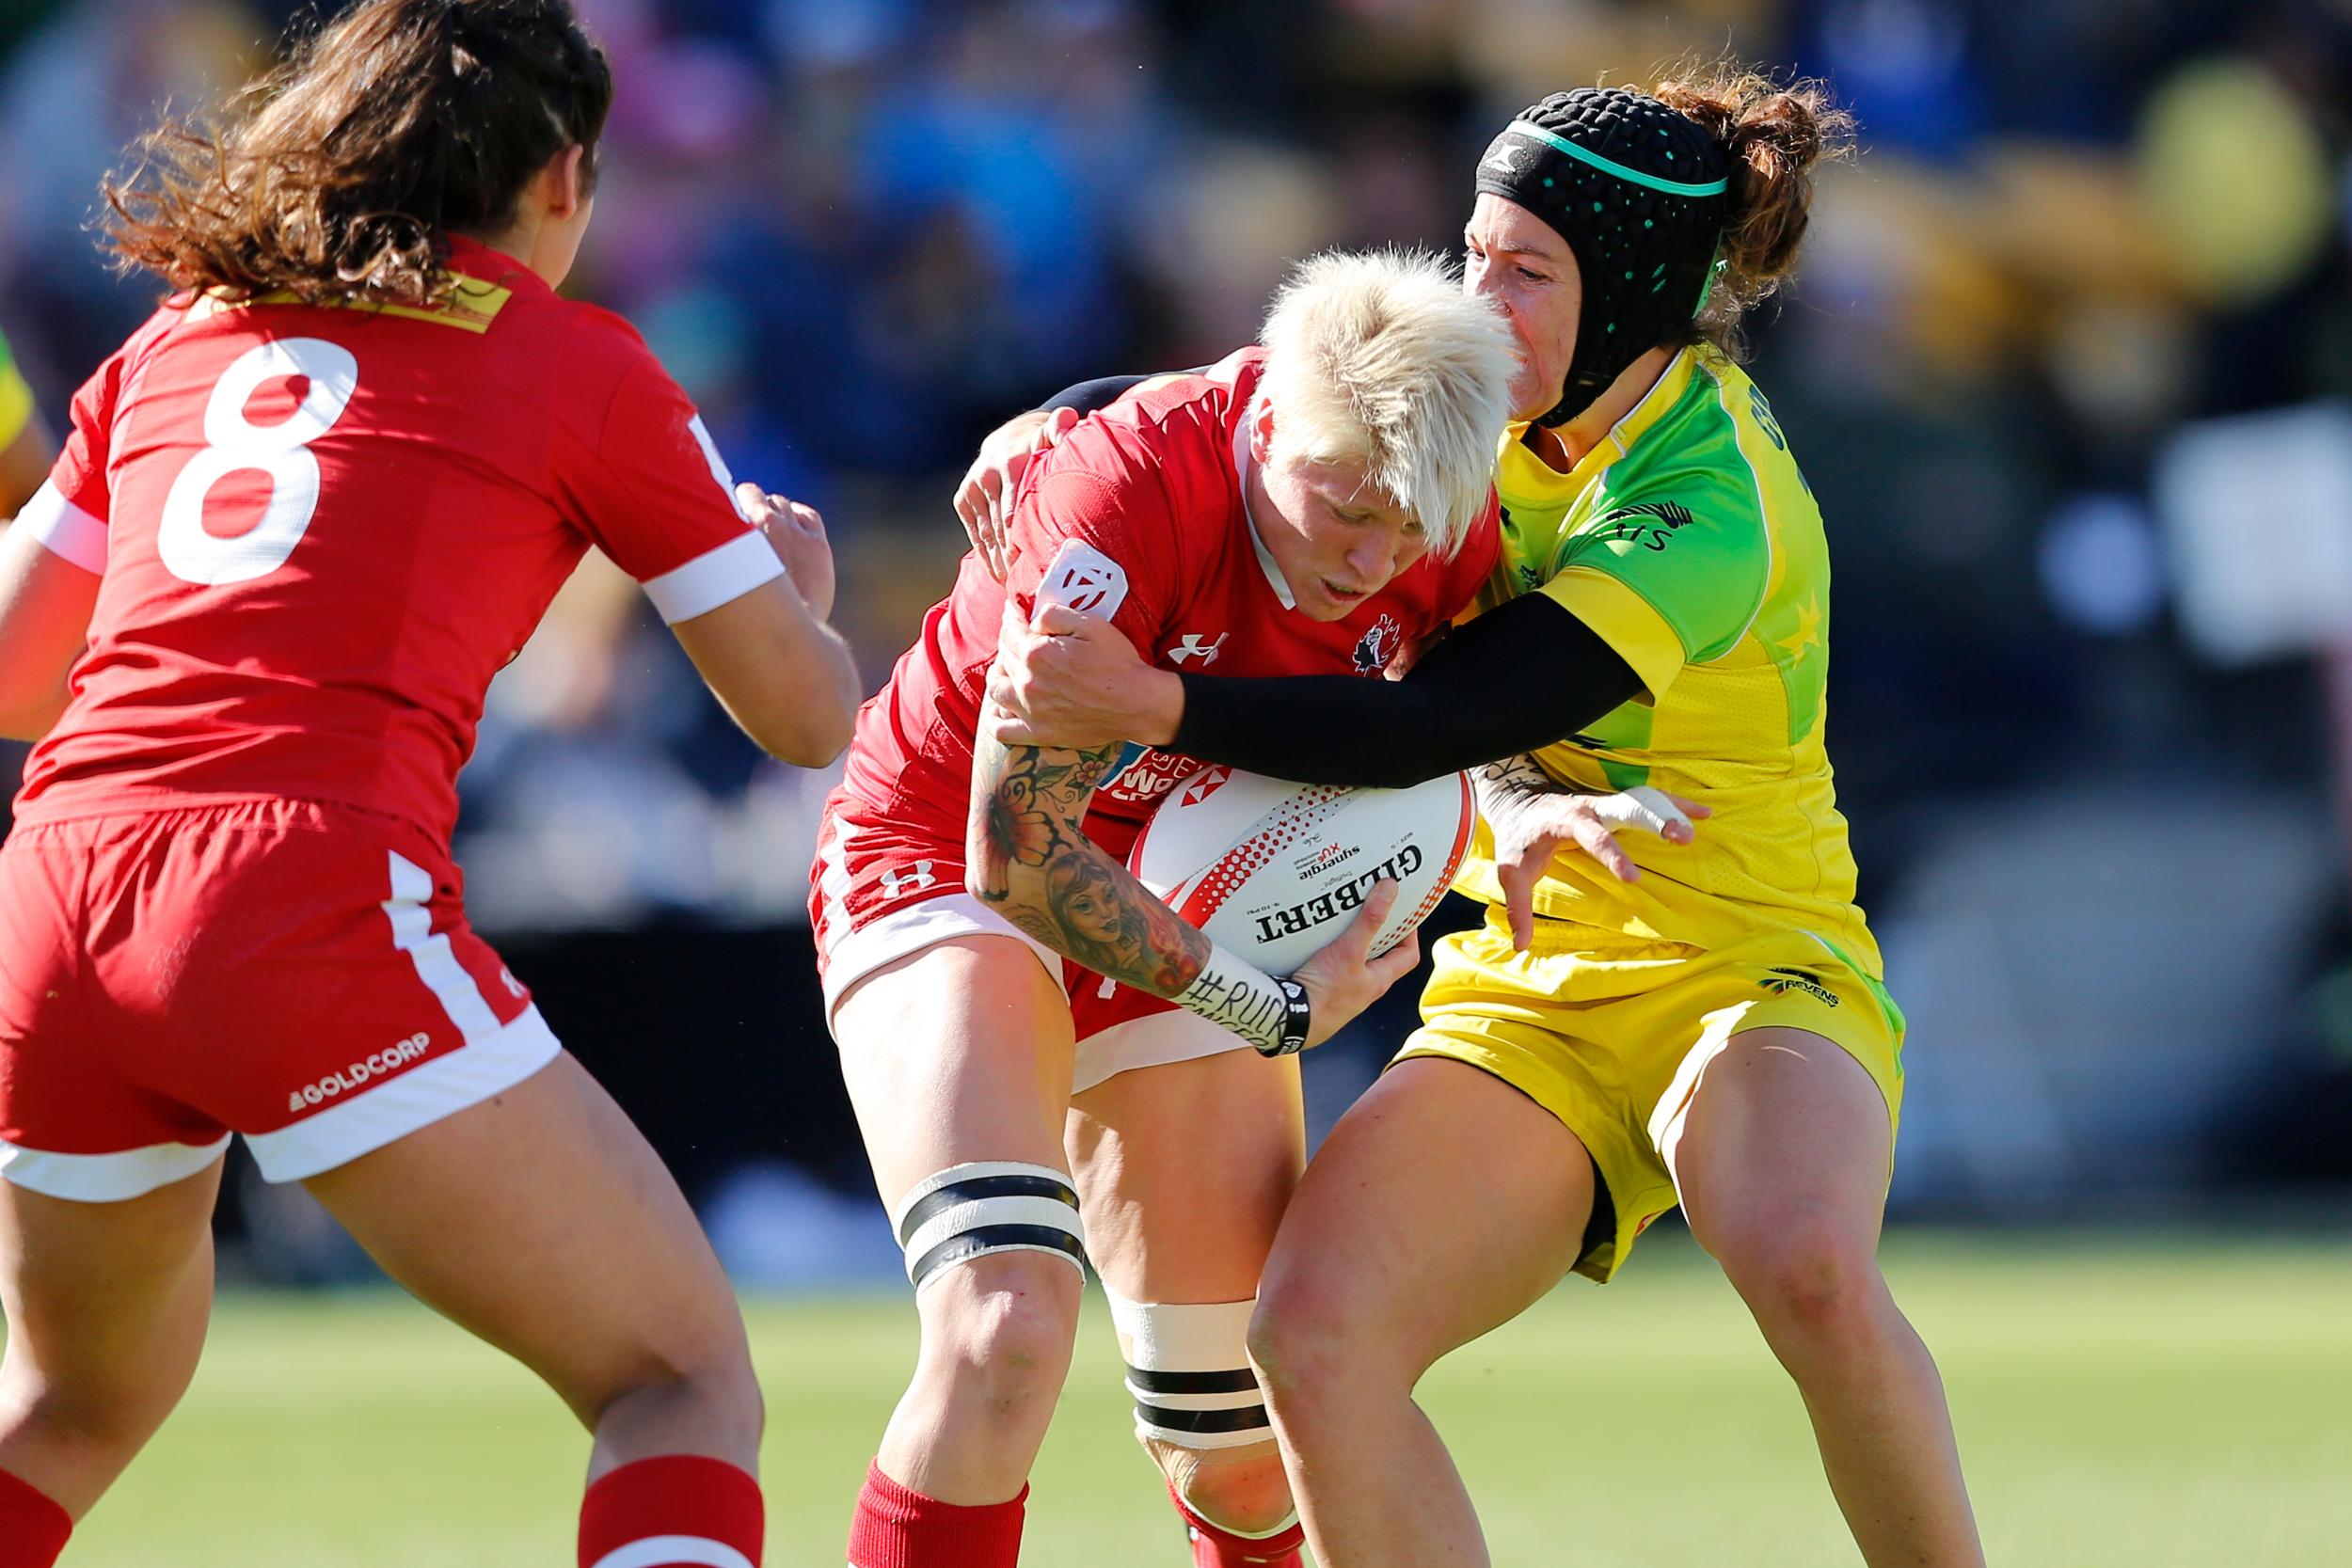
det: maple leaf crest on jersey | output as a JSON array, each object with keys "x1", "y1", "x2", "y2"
[{"x1": 1353, "y1": 612, "x2": 1403, "y2": 673}]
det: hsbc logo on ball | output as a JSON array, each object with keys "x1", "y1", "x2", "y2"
[{"x1": 1180, "y1": 768, "x2": 1232, "y2": 806}]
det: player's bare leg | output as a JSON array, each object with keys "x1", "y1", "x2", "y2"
[
  {"x1": 304, "y1": 1051, "x2": 765, "y2": 1564},
  {"x1": 1248, "y1": 1058, "x2": 1594, "y2": 1568},
  {"x1": 834, "y1": 936, "x2": 1084, "y2": 1564},
  {"x1": 0, "y1": 1158, "x2": 223, "y2": 1532},
  {"x1": 1068, "y1": 1039, "x2": 1307, "y2": 1563},
  {"x1": 1674, "y1": 1027, "x2": 1985, "y2": 1568}
]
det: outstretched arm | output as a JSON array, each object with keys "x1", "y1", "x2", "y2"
[
  {"x1": 669, "y1": 486, "x2": 861, "y2": 767},
  {"x1": 987, "y1": 589, "x2": 1646, "y2": 785}
]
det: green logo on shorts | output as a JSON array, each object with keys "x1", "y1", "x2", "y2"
[{"x1": 1760, "y1": 968, "x2": 1838, "y2": 1006}]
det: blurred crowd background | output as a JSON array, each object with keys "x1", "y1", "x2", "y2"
[{"x1": 3, "y1": 0, "x2": 2349, "y2": 1280}]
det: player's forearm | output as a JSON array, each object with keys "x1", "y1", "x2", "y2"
[
  {"x1": 1170, "y1": 595, "x2": 1645, "y2": 786},
  {"x1": 1124, "y1": 666, "x2": 1184, "y2": 747},
  {"x1": 1171, "y1": 671, "x2": 1448, "y2": 786},
  {"x1": 0, "y1": 678, "x2": 67, "y2": 741},
  {"x1": 1472, "y1": 751, "x2": 1590, "y2": 836},
  {"x1": 737, "y1": 621, "x2": 860, "y2": 765},
  {"x1": 675, "y1": 578, "x2": 861, "y2": 767},
  {"x1": 967, "y1": 731, "x2": 1211, "y2": 996},
  {"x1": 967, "y1": 732, "x2": 1307, "y2": 1053},
  {"x1": 0, "y1": 523, "x2": 96, "y2": 738}
]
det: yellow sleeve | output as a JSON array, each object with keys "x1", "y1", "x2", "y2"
[
  {"x1": 1538, "y1": 565, "x2": 1687, "y2": 702},
  {"x1": 0, "y1": 354, "x2": 30, "y2": 451}
]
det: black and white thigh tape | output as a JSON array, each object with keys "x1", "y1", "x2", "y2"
[
  {"x1": 1106, "y1": 1291, "x2": 1271, "y2": 1450},
  {"x1": 892, "y1": 1161, "x2": 1088, "y2": 1291}
]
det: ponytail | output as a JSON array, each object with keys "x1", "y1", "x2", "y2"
[{"x1": 1651, "y1": 63, "x2": 1854, "y2": 357}]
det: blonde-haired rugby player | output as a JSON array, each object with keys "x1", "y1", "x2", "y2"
[{"x1": 809, "y1": 248, "x2": 1515, "y2": 1568}]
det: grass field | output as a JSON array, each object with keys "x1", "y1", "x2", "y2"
[{"x1": 44, "y1": 1227, "x2": 2352, "y2": 1567}]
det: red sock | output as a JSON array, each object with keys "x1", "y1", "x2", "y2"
[
  {"x1": 1168, "y1": 1481, "x2": 1305, "y2": 1568},
  {"x1": 847, "y1": 1461, "x2": 1025, "y2": 1568},
  {"x1": 578, "y1": 1454, "x2": 763, "y2": 1568},
  {"x1": 0, "y1": 1468, "x2": 72, "y2": 1568}
]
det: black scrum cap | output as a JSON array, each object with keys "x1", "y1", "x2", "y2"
[{"x1": 1475, "y1": 87, "x2": 1729, "y2": 426}]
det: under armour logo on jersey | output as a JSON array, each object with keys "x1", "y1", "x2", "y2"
[
  {"x1": 1036, "y1": 540, "x2": 1129, "y2": 618},
  {"x1": 1168, "y1": 632, "x2": 1229, "y2": 666},
  {"x1": 1352, "y1": 613, "x2": 1403, "y2": 674},
  {"x1": 1179, "y1": 767, "x2": 1232, "y2": 806},
  {"x1": 879, "y1": 861, "x2": 938, "y2": 898}
]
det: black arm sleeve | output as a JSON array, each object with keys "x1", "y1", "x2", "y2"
[
  {"x1": 1037, "y1": 365, "x2": 1216, "y2": 418},
  {"x1": 1168, "y1": 592, "x2": 1647, "y2": 787},
  {"x1": 1036, "y1": 373, "x2": 1152, "y2": 417}
]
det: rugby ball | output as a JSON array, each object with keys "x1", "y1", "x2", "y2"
[{"x1": 1128, "y1": 767, "x2": 1475, "y2": 976}]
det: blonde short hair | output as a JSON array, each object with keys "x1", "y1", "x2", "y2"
[{"x1": 1255, "y1": 247, "x2": 1515, "y2": 558}]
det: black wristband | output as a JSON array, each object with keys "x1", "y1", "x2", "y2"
[{"x1": 1258, "y1": 978, "x2": 1313, "y2": 1058}]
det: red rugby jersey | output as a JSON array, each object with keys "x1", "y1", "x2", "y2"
[
  {"x1": 833, "y1": 348, "x2": 1500, "y2": 860},
  {"x1": 12, "y1": 237, "x2": 781, "y2": 847}
]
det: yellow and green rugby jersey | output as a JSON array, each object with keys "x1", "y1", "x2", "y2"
[
  {"x1": 1453, "y1": 345, "x2": 1885, "y2": 980},
  {"x1": 0, "y1": 329, "x2": 31, "y2": 451}
]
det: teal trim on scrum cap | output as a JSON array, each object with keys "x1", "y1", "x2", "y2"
[
  {"x1": 1693, "y1": 242, "x2": 1727, "y2": 315},
  {"x1": 1504, "y1": 119, "x2": 1728, "y2": 198}
]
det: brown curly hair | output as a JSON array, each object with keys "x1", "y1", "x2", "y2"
[
  {"x1": 101, "y1": 0, "x2": 612, "y2": 310},
  {"x1": 1649, "y1": 60, "x2": 1855, "y2": 359}
]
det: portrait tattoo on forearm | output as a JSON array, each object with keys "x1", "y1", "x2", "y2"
[{"x1": 971, "y1": 731, "x2": 1209, "y2": 997}]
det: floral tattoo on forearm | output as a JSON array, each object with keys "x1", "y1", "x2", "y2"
[{"x1": 970, "y1": 731, "x2": 1209, "y2": 996}]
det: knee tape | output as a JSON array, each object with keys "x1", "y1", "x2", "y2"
[
  {"x1": 892, "y1": 1161, "x2": 1087, "y2": 1291},
  {"x1": 1105, "y1": 1291, "x2": 1272, "y2": 1450}
]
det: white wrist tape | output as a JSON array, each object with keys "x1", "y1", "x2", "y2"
[
  {"x1": 1590, "y1": 784, "x2": 1693, "y2": 839},
  {"x1": 1175, "y1": 943, "x2": 1305, "y2": 1056}
]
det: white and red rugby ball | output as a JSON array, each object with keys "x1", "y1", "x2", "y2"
[{"x1": 1127, "y1": 766, "x2": 1475, "y2": 976}]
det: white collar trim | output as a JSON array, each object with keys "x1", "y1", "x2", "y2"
[{"x1": 1232, "y1": 408, "x2": 1295, "y2": 610}]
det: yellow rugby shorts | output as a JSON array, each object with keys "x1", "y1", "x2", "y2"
[{"x1": 1395, "y1": 905, "x2": 1905, "y2": 1283}]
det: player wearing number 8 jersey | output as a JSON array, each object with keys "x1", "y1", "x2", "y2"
[
  {"x1": 0, "y1": 4, "x2": 860, "y2": 1566},
  {"x1": 15, "y1": 248, "x2": 784, "y2": 844}
]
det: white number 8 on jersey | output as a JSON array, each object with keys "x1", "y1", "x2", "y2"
[{"x1": 158, "y1": 337, "x2": 359, "y2": 586}]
